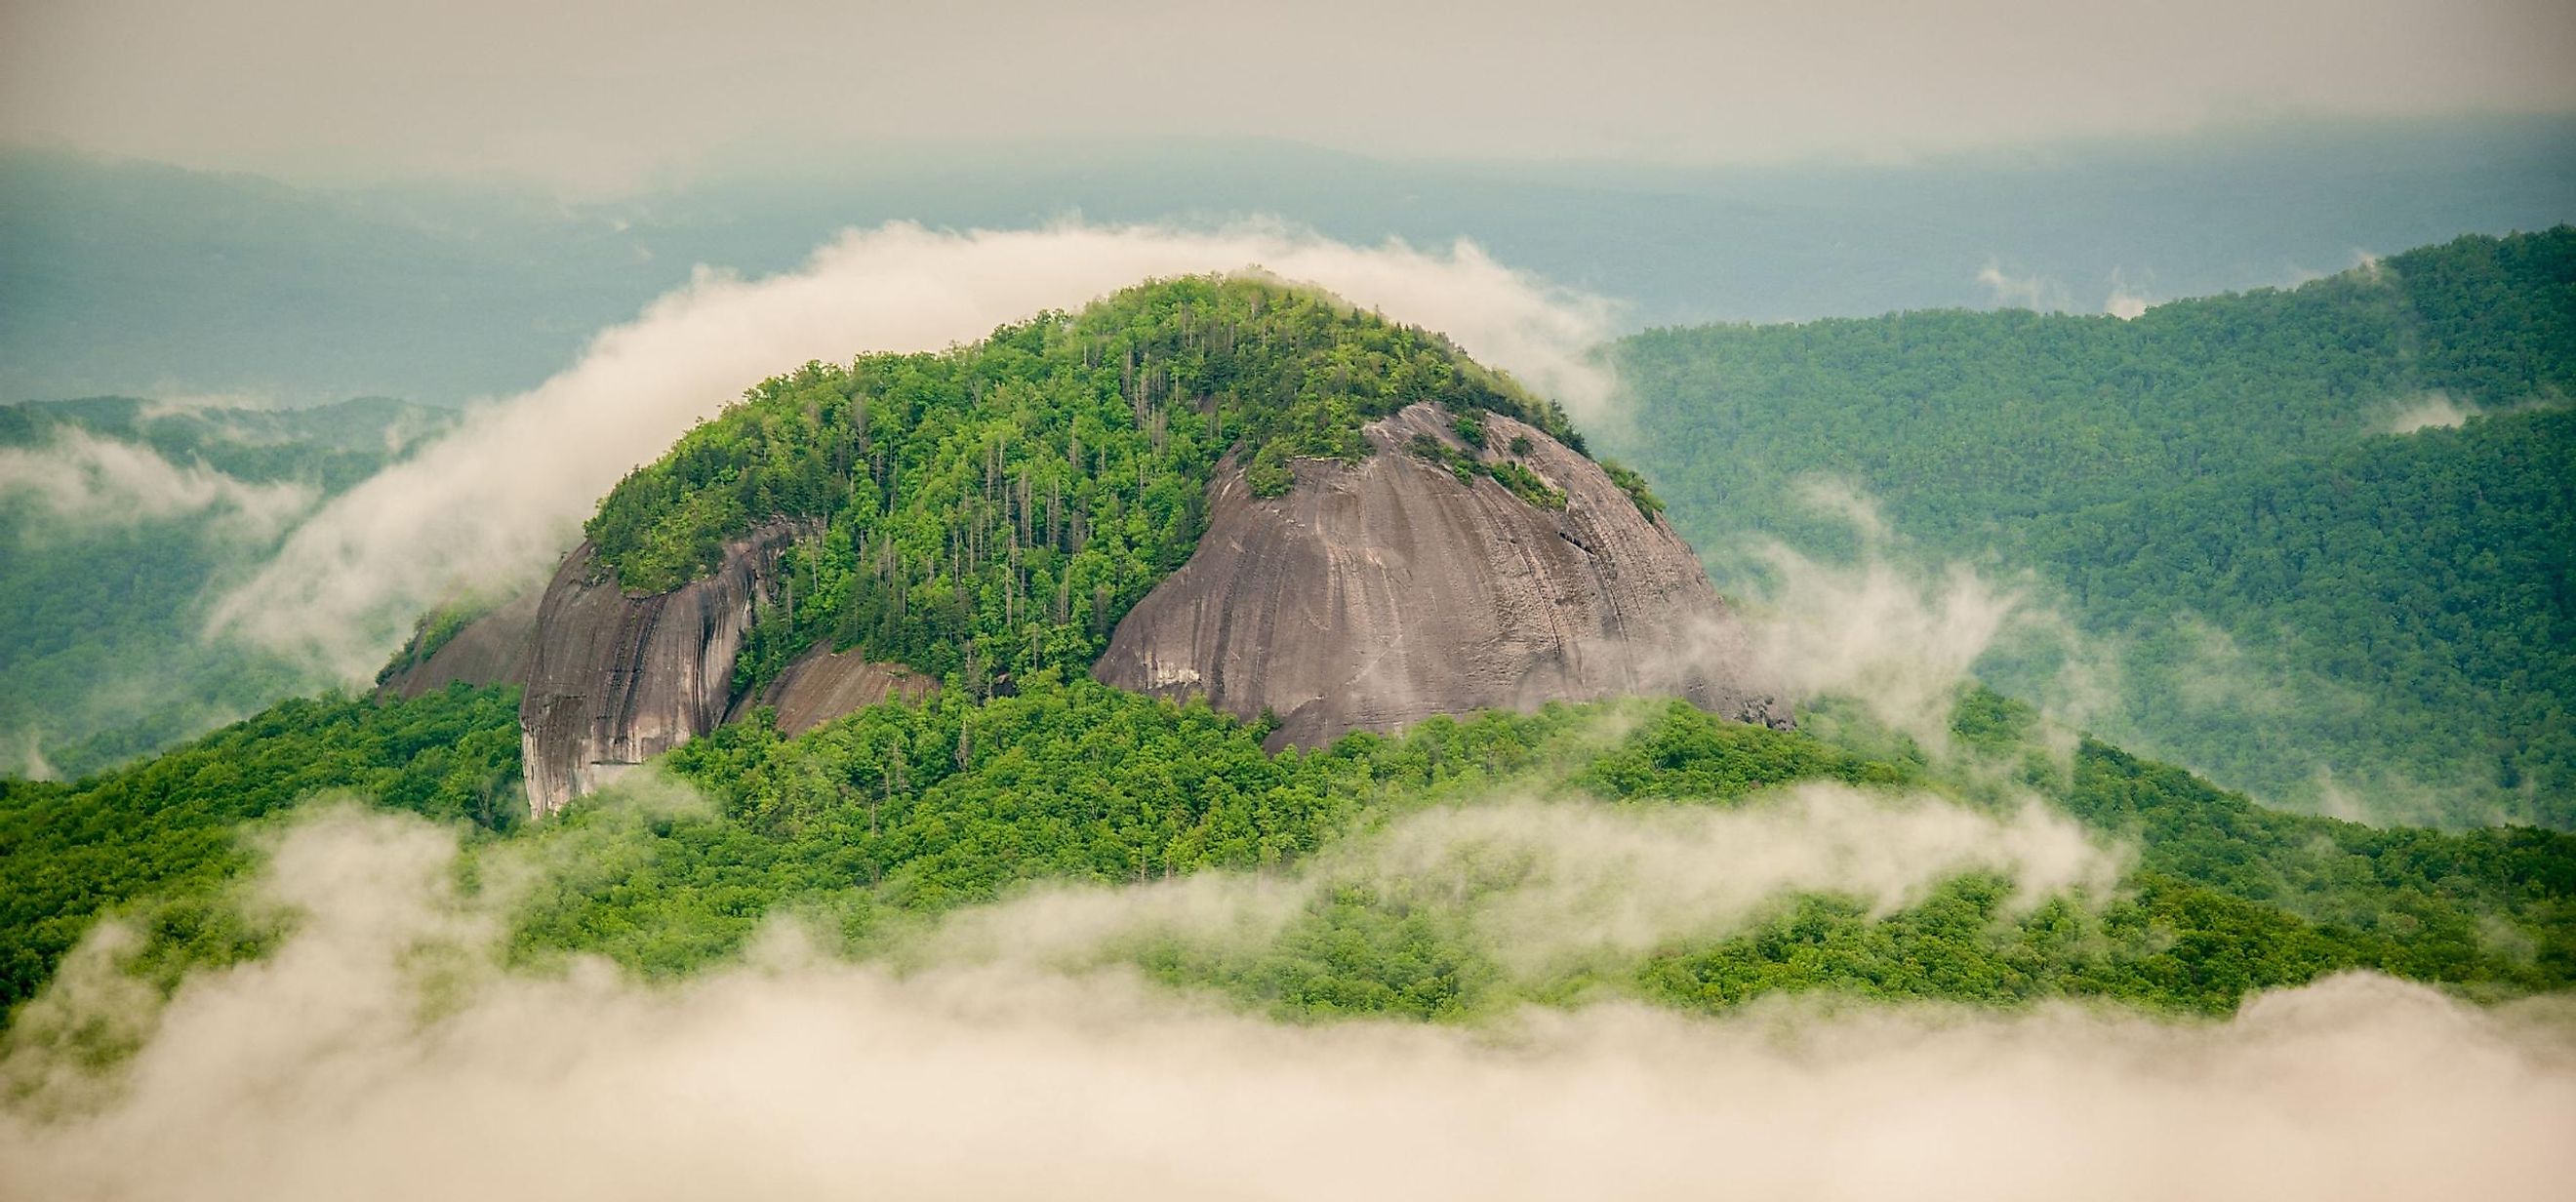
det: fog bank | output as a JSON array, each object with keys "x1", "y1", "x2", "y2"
[
  {"x1": 6, "y1": 807, "x2": 2571, "y2": 1202},
  {"x1": 0, "y1": 429, "x2": 317, "y2": 541},
  {"x1": 928, "y1": 782, "x2": 2121, "y2": 979}
]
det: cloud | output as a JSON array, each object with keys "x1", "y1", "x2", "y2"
[
  {"x1": 1354, "y1": 786, "x2": 2115, "y2": 973},
  {"x1": 132, "y1": 390, "x2": 287, "y2": 424},
  {"x1": 928, "y1": 782, "x2": 2122, "y2": 979},
  {"x1": 1740, "y1": 546, "x2": 2027, "y2": 749},
  {"x1": 1791, "y1": 476, "x2": 1892, "y2": 544},
  {"x1": 5, "y1": 806, "x2": 2572, "y2": 1202},
  {"x1": 2105, "y1": 271, "x2": 2153, "y2": 320},
  {"x1": 2381, "y1": 392, "x2": 2476, "y2": 433},
  {"x1": 1974, "y1": 262, "x2": 2155, "y2": 321},
  {"x1": 208, "y1": 220, "x2": 1618, "y2": 678},
  {"x1": 0, "y1": 429, "x2": 318, "y2": 541},
  {"x1": 1976, "y1": 260, "x2": 2069, "y2": 312},
  {"x1": 1715, "y1": 479, "x2": 2116, "y2": 757},
  {"x1": 1, "y1": 733, "x2": 58, "y2": 782}
]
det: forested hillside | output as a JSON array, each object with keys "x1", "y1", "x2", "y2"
[
  {"x1": 5, "y1": 676, "x2": 2568, "y2": 1028},
  {"x1": 0, "y1": 684, "x2": 520, "y2": 1011},
  {"x1": 584, "y1": 275, "x2": 1595, "y2": 696},
  {"x1": 1608, "y1": 228, "x2": 2576, "y2": 826},
  {"x1": 0, "y1": 396, "x2": 456, "y2": 778},
  {"x1": 7, "y1": 266, "x2": 2571, "y2": 1076}
]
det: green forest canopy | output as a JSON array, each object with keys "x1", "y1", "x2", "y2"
[
  {"x1": 581, "y1": 274, "x2": 1593, "y2": 695},
  {"x1": 4, "y1": 679, "x2": 2568, "y2": 1030},
  {"x1": 1606, "y1": 228, "x2": 2576, "y2": 827}
]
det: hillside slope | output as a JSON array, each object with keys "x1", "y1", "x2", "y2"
[
  {"x1": 0, "y1": 396, "x2": 457, "y2": 778},
  {"x1": 7, "y1": 677, "x2": 2569, "y2": 1028},
  {"x1": 1608, "y1": 228, "x2": 2576, "y2": 826}
]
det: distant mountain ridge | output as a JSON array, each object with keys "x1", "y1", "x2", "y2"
[
  {"x1": 0, "y1": 395, "x2": 456, "y2": 779},
  {"x1": 1609, "y1": 227, "x2": 2576, "y2": 826},
  {"x1": 9, "y1": 116, "x2": 2573, "y2": 404}
]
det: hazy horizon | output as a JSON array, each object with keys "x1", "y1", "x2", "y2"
[
  {"x1": 7, "y1": 112, "x2": 2572, "y2": 407},
  {"x1": 7, "y1": 0, "x2": 2574, "y2": 195}
]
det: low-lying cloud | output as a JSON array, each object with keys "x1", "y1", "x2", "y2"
[
  {"x1": 929, "y1": 783, "x2": 2120, "y2": 979},
  {"x1": 1974, "y1": 259, "x2": 2068, "y2": 312},
  {"x1": 2104, "y1": 272, "x2": 2153, "y2": 320},
  {"x1": 6, "y1": 807, "x2": 2571, "y2": 1202},
  {"x1": 1723, "y1": 477, "x2": 2112, "y2": 754},
  {"x1": 2381, "y1": 392, "x2": 2477, "y2": 433},
  {"x1": 212, "y1": 221, "x2": 1618, "y2": 678},
  {"x1": 0, "y1": 429, "x2": 318, "y2": 541},
  {"x1": 1740, "y1": 546, "x2": 2025, "y2": 748}
]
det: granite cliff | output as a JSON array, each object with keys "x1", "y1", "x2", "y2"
[
  {"x1": 1095, "y1": 403, "x2": 1786, "y2": 747},
  {"x1": 381, "y1": 521, "x2": 927, "y2": 817},
  {"x1": 516, "y1": 527, "x2": 801, "y2": 813}
]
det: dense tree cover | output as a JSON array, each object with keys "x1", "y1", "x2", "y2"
[
  {"x1": 1147, "y1": 697, "x2": 2573, "y2": 1020},
  {"x1": 583, "y1": 275, "x2": 1582, "y2": 692},
  {"x1": 9, "y1": 255, "x2": 2575, "y2": 1029},
  {"x1": 5, "y1": 677, "x2": 2569, "y2": 1030},
  {"x1": 1606, "y1": 227, "x2": 2576, "y2": 825},
  {"x1": 492, "y1": 683, "x2": 2572, "y2": 1020},
  {"x1": 2016, "y1": 407, "x2": 2575, "y2": 822},
  {"x1": 506, "y1": 680, "x2": 1892, "y2": 977},
  {"x1": 0, "y1": 685, "x2": 520, "y2": 1017},
  {"x1": 0, "y1": 396, "x2": 457, "y2": 778}
]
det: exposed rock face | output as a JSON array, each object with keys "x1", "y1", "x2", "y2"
[
  {"x1": 377, "y1": 591, "x2": 540, "y2": 700},
  {"x1": 519, "y1": 521, "x2": 810, "y2": 816},
  {"x1": 727, "y1": 642, "x2": 936, "y2": 737},
  {"x1": 1096, "y1": 403, "x2": 1787, "y2": 749}
]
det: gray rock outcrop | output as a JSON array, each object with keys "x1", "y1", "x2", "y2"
[
  {"x1": 1095, "y1": 403, "x2": 1787, "y2": 749},
  {"x1": 377, "y1": 590, "x2": 540, "y2": 700},
  {"x1": 727, "y1": 642, "x2": 936, "y2": 737},
  {"x1": 519, "y1": 522, "x2": 810, "y2": 815}
]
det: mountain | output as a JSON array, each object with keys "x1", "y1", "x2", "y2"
[
  {"x1": 5, "y1": 271, "x2": 2571, "y2": 1052},
  {"x1": 0, "y1": 395, "x2": 458, "y2": 778},
  {"x1": 1606, "y1": 228, "x2": 2576, "y2": 827},
  {"x1": 389, "y1": 276, "x2": 1778, "y2": 813},
  {"x1": 10, "y1": 116, "x2": 2573, "y2": 405}
]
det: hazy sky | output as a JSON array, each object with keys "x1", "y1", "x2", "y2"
[{"x1": 6, "y1": 0, "x2": 2573, "y2": 193}]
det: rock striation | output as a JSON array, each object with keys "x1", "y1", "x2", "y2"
[
  {"x1": 509, "y1": 518, "x2": 929, "y2": 816},
  {"x1": 1095, "y1": 403, "x2": 1787, "y2": 749},
  {"x1": 517, "y1": 522, "x2": 809, "y2": 815}
]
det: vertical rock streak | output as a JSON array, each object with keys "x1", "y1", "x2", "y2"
[{"x1": 519, "y1": 524, "x2": 801, "y2": 816}]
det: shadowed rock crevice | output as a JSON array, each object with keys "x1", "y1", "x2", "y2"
[{"x1": 1096, "y1": 403, "x2": 1787, "y2": 749}]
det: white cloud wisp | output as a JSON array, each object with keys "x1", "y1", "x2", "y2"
[{"x1": 210, "y1": 220, "x2": 1618, "y2": 678}]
